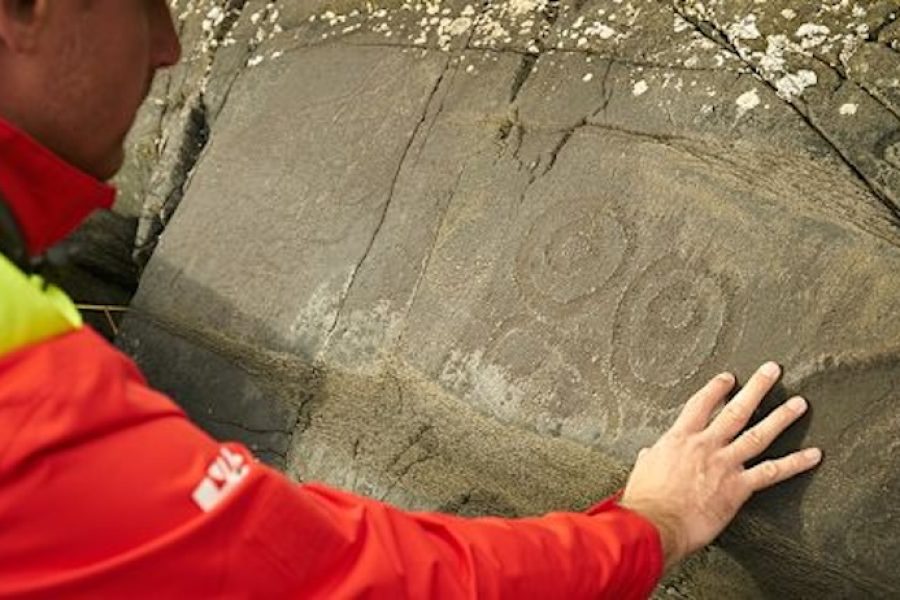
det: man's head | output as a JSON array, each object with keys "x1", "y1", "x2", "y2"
[{"x1": 0, "y1": 0, "x2": 181, "y2": 181}]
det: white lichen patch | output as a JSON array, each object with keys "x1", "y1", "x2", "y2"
[
  {"x1": 707, "y1": 4, "x2": 880, "y2": 104},
  {"x1": 585, "y1": 22, "x2": 617, "y2": 40},
  {"x1": 727, "y1": 14, "x2": 762, "y2": 41},
  {"x1": 508, "y1": 0, "x2": 548, "y2": 17},
  {"x1": 215, "y1": 0, "x2": 881, "y2": 113},
  {"x1": 775, "y1": 69, "x2": 818, "y2": 101},
  {"x1": 301, "y1": 0, "x2": 652, "y2": 54},
  {"x1": 673, "y1": 14, "x2": 691, "y2": 33},
  {"x1": 795, "y1": 23, "x2": 830, "y2": 50},
  {"x1": 839, "y1": 102, "x2": 858, "y2": 116},
  {"x1": 758, "y1": 34, "x2": 790, "y2": 73},
  {"x1": 736, "y1": 88, "x2": 761, "y2": 118}
]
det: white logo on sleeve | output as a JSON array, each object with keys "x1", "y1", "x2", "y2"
[{"x1": 192, "y1": 447, "x2": 251, "y2": 512}]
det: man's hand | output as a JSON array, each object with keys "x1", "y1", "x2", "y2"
[{"x1": 619, "y1": 362, "x2": 822, "y2": 571}]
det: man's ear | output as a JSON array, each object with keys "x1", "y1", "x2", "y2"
[{"x1": 0, "y1": 0, "x2": 50, "y2": 52}]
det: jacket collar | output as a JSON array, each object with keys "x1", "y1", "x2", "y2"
[{"x1": 0, "y1": 118, "x2": 116, "y2": 258}]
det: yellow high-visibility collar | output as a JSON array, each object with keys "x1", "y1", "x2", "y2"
[{"x1": 0, "y1": 253, "x2": 81, "y2": 357}]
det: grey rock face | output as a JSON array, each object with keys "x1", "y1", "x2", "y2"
[{"x1": 121, "y1": 1, "x2": 900, "y2": 596}]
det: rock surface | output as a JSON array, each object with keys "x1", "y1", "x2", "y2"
[
  {"x1": 120, "y1": 1, "x2": 900, "y2": 596},
  {"x1": 48, "y1": 211, "x2": 138, "y2": 338}
]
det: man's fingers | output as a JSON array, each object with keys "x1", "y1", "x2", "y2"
[
  {"x1": 730, "y1": 396, "x2": 808, "y2": 463},
  {"x1": 743, "y1": 447, "x2": 823, "y2": 492},
  {"x1": 707, "y1": 361, "x2": 780, "y2": 442},
  {"x1": 671, "y1": 372, "x2": 736, "y2": 434}
]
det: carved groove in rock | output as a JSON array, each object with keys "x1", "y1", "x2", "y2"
[
  {"x1": 515, "y1": 200, "x2": 635, "y2": 319},
  {"x1": 482, "y1": 315, "x2": 595, "y2": 433},
  {"x1": 121, "y1": 1, "x2": 900, "y2": 595},
  {"x1": 610, "y1": 254, "x2": 741, "y2": 412}
]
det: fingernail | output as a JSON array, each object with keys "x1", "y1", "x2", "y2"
[
  {"x1": 804, "y1": 448, "x2": 822, "y2": 464},
  {"x1": 761, "y1": 361, "x2": 781, "y2": 378},
  {"x1": 787, "y1": 396, "x2": 807, "y2": 414},
  {"x1": 717, "y1": 372, "x2": 735, "y2": 384}
]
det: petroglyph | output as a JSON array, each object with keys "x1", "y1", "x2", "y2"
[
  {"x1": 515, "y1": 199, "x2": 635, "y2": 318},
  {"x1": 124, "y1": 1, "x2": 900, "y2": 595},
  {"x1": 610, "y1": 253, "x2": 741, "y2": 415}
]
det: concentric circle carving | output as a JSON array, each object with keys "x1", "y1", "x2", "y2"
[
  {"x1": 515, "y1": 202, "x2": 635, "y2": 317},
  {"x1": 610, "y1": 254, "x2": 739, "y2": 404}
]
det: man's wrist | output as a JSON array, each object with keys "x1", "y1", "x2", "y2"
[{"x1": 617, "y1": 499, "x2": 684, "y2": 572}]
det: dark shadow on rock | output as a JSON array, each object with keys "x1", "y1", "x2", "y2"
[
  {"x1": 116, "y1": 256, "x2": 323, "y2": 470},
  {"x1": 718, "y1": 376, "x2": 817, "y2": 598},
  {"x1": 743, "y1": 377, "x2": 815, "y2": 537},
  {"x1": 46, "y1": 211, "x2": 140, "y2": 339},
  {"x1": 719, "y1": 355, "x2": 900, "y2": 598}
]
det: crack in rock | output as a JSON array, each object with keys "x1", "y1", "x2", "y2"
[
  {"x1": 324, "y1": 58, "x2": 453, "y2": 343},
  {"x1": 670, "y1": 1, "x2": 900, "y2": 225}
]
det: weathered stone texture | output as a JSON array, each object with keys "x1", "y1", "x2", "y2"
[{"x1": 120, "y1": 1, "x2": 900, "y2": 596}]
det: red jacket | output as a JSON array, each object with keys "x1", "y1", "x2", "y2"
[{"x1": 0, "y1": 117, "x2": 663, "y2": 598}]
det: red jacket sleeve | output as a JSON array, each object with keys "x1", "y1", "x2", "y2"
[{"x1": 259, "y1": 479, "x2": 664, "y2": 599}]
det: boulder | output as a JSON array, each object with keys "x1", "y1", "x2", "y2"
[{"x1": 120, "y1": 1, "x2": 900, "y2": 596}]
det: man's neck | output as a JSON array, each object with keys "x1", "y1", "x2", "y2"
[{"x1": 0, "y1": 117, "x2": 115, "y2": 258}]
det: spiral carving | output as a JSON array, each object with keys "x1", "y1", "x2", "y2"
[
  {"x1": 610, "y1": 254, "x2": 738, "y2": 405},
  {"x1": 515, "y1": 201, "x2": 634, "y2": 318}
]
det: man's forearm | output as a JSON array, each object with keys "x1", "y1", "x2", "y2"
[{"x1": 288, "y1": 482, "x2": 663, "y2": 599}]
